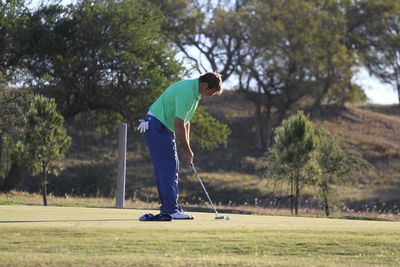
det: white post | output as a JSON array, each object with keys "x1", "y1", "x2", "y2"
[{"x1": 116, "y1": 123, "x2": 127, "y2": 208}]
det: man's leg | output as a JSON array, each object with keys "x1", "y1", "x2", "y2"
[{"x1": 144, "y1": 115, "x2": 181, "y2": 214}]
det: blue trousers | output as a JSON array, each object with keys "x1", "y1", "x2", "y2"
[{"x1": 144, "y1": 114, "x2": 182, "y2": 214}]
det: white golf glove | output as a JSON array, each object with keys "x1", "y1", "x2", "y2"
[{"x1": 137, "y1": 119, "x2": 149, "y2": 133}]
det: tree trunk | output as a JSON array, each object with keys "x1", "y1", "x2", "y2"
[
  {"x1": 254, "y1": 101, "x2": 265, "y2": 150},
  {"x1": 322, "y1": 181, "x2": 330, "y2": 216},
  {"x1": 265, "y1": 105, "x2": 273, "y2": 149},
  {"x1": 1, "y1": 162, "x2": 25, "y2": 192},
  {"x1": 310, "y1": 74, "x2": 332, "y2": 115},
  {"x1": 42, "y1": 167, "x2": 48, "y2": 206},
  {"x1": 295, "y1": 174, "x2": 299, "y2": 216},
  {"x1": 290, "y1": 174, "x2": 294, "y2": 215},
  {"x1": 323, "y1": 193, "x2": 330, "y2": 217},
  {"x1": 0, "y1": 136, "x2": 4, "y2": 179},
  {"x1": 394, "y1": 66, "x2": 400, "y2": 104}
]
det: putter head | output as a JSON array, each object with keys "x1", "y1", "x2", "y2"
[{"x1": 215, "y1": 216, "x2": 225, "y2": 220}]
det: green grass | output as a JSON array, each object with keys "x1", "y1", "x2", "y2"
[
  {"x1": 1, "y1": 205, "x2": 399, "y2": 266},
  {"x1": 0, "y1": 200, "x2": 14, "y2": 205}
]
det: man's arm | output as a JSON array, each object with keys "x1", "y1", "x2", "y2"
[
  {"x1": 174, "y1": 118, "x2": 193, "y2": 165},
  {"x1": 185, "y1": 122, "x2": 190, "y2": 144}
]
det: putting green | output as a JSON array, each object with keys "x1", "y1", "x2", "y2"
[
  {"x1": 1, "y1": 205, "x2": 399, "y2": 266},
  {"x1": 0, "y1": 205, "x2": 398, "y2": 230}
]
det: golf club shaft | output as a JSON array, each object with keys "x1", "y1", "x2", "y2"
[{"x1": 192, "y1": 165, "x2": 219, "y2": 216}]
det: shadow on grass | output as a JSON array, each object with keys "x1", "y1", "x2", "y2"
[
  {"x1": 339, "y1": 215, "x2": 393, "y2": 222},
  {"x1": 183, "y1": 206, "x2": 253, "y2": 215},
  {"x1": 0, "y1": 219, "x2": 135, "y2": 223},
  {"x1": 359, "y1": 104, "x2": 400, "y2": 116}
]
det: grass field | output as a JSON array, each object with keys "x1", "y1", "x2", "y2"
[{"x1": 1, "y1": 205, "x2": 399, "y2": 266}]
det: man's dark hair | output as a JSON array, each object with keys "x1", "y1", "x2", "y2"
[{"x1": 199, "y1": 72, "x2": 223, "y2": 93}]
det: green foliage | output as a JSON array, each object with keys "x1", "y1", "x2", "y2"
[
  {"x1": 261, "y1": 111, "x2": 319, "y2": 179},
  {"x1": 15, "y1": 95, "x2": 71, "y2": 205},
  {"x1": 19, "y1": 0, "x2": 183, "y2": 127},
  {"x1": 274, "y1": 111, "x2": 318, "y2": 169},
  {"x1": 353, "y1": 1, "x2": 400, "y2": 102},
  {"x1": 259, "y1": 147, "x2": 289, "y2": 182},
  {"x1": 314, "y1": 127, "x2": 373, "y2": 215},
  {"x1": 16, "y1": 95, "x2": 71, "y2": 175},
  {"x1": 316, "y1": 127, "x2": 372, "y2": 182},
  {"x1": 0, "y1": 0, "x2": 27, "y2": 75},
  {"x1": 158, "y1": 0, "x2": 397, "y2": 155},
  {"x1": 157, "y1": 0, "x2": 248, "y2": 80},
  {"x1": 0, "y1": 85, "x2": 32, "y2": 183},
  {"x1": 190, "y1": 106, "x2": 231, "y2": 150}
]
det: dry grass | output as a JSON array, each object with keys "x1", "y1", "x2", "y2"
[
  {"x1": 318, "y1": 105, "x2": 400, "y2": 160},
  {"x1": 0, "y1": 191, "x2": 159, "y2": 210}
]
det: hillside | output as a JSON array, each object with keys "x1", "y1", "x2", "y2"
[
  {"x1": 200, "y1": 91, "x2": 400, "y2": 211},
  {"x1": 47, "y1": 91, "x2": 400, "y2": 215}
]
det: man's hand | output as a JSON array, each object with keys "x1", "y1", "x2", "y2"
[
  {"x1": 182, "y1": 148, "x2": 194, "y2": 166},
  {"x1": 174, "y1": 117, "x2": 193, "y2": 166}
]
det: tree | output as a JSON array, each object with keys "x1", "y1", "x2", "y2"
[
  {"x1": 0, "y1": 0, "x2": 27, "y2": 76},
  {"x1": 156, "y1": 0, "x2": 250, "y2": 81},
  {"x1": 308, "y1": 0, "x2": 363, "y2": 109},
  {"x1": 16, "y1": 95, "x2": 71, "y2": 206},
  {"x1": 16, "y1": 0, "x2": 230, "y2": 150},
  {"x1": 0, "y1": 0, "x2": 32, "y2": 190},
  {"x1": 343, "y1": 0, "x2": 400, "y2": 103},
  {"x1": 0, "y1": 81, "x2": 32, "y2": 191},
  {"x1": 265, "y1": 111, "x2": 318, "y2": 215},
  {"x1": 362, "y1": 2, "x2": 400, "y2": 103},
  {"x1": 239, "y1": 0, "x2": 365, "y2": 149},
  {"x1": 19, "y1": 0, "x2": 182, "y2": 123},
  {"x1": 315, "y1": 127, "x2": 372, "y2": 216}
]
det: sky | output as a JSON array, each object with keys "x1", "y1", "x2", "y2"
[
  {"x1": 28, "y1": 0, "x2": 399, "y2": 105},
  {"x1": 354, "y1": 68, "x2": 398, "y2": 105}
]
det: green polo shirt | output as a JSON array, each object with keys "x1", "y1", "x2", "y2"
[{"x1": 149, "y1": 78, "x2": 201, "y2": 133}]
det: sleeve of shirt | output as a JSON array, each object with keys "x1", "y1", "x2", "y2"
[
  {"x1": 175, "y1": 89, "x2": 192, "y2": 121},
  {"x1": 186, "y1": 102, "x2": 199, "y2": 121}
]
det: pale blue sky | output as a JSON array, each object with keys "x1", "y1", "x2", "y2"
[
  {"x1": 354, "y1": 68, "x2": 398, "y2": 105},
  {"x1": 28, "y1": 0, "x2": 399, "y2": 105}
]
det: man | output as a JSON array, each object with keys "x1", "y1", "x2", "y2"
[{"x1": 137, "y1": 72, "x2": 223, "y2": 219}]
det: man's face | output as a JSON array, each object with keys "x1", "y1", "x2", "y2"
[
  {"x1": 204, "y1": 87, "x2": 219, "y2": 96},
  {"x1": 199, "y1": 82, "x2": 220, "y2": 96}
]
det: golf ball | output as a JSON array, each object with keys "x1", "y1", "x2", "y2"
[{"x1": 226, "y1": 216, "x2": 230, "y2": 220}]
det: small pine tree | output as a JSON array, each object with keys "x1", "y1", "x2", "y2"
[
  {"x1": 269, "y1": 111, "x2": 318, "y2": 215},
  {"x1": 16, "y1": 96, "x2": 71, "y2": 206}
]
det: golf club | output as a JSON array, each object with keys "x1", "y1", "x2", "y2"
[{"x1": 192, "y1": 164, "x2": 227, "y2": 220}]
